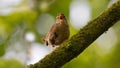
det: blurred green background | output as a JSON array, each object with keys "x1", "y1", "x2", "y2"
[{"x1": 0, "y1": 0, "x2": 120, "y2": 68}]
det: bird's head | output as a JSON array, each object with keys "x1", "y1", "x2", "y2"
[
  {"x1": 56, "y1": 13, "x2": 65, "y2": 19},
  {"x1": 56, "y1": 13, "x2": 67, "y2": 24}
]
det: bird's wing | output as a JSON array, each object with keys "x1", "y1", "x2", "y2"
[{"x1": 48, "y1": 24, "x2": 59, "y2": 44}]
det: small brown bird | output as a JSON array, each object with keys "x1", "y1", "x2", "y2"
[{"x1": 42, "y1": 13, "x2": 70, "y2": 47}]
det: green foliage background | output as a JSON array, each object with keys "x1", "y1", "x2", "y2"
[{"x1": 0, "y1": 0, "x2": 120, "y2": 68}]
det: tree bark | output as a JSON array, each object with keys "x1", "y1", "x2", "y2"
[{"x1": 28, "y1": 0, "x2": 120, "y2": 68}]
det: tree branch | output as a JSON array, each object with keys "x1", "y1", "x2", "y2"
[{"x1": 28, "y1": 0, "x2": 120, "y2": 68}]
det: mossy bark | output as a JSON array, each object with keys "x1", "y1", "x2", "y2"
[{"x1": 28, "y1": 0, "x2": 120, "y2": 68}]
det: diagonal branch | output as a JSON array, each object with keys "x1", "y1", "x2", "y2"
[{"x1": 28, "y1": 0, "x2": 120, "y2": 68}]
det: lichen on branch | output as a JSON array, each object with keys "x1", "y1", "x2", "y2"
[{"x1": 28, "y1": 0, "x2": 120, "y2": 68}]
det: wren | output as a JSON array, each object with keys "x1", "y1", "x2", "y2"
[{"x1": 42, "y1": 13, "x2": 70, "y2": 47}]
